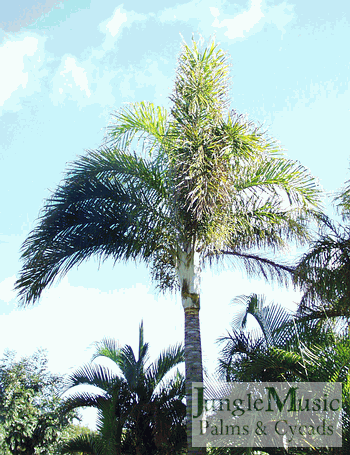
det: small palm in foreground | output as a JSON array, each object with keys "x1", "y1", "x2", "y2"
[{"x1": 61, "y1": 322, "x2": 186, "y2": 455}]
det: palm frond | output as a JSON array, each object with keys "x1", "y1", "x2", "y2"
[
  {"x1": 216, "y1": 330, "x2": 264, "y2": 381},
  {"x1": 92, "y1": 338, "x2": 121, "y2": 364},
  {"x1": 15, "y1": 147, "x2": 174, "y2": 306},
  {"x1": 216, "y1": 250, "x2": 294, "y2": 286},
  {"x1": 149, "y1": 248, "x2": 179, "y2": 293},
  {"x1": 138, "y1": 320, "x2": 148, "y2": 367},
  {"x1": 61, "y1": 391, "x2": 107, "y2": 413},
  {"x1": 236, "y1": 156, "x2": 322, "y2": 211},
  {"x1": 169, "y1": 39, "x2": 230, "y2": 127},
  {"x1": 145, "y1": 343, "x2": 184, "y2": 389},
  {"x1": 333, "y1": 174, "x2": 350, "y2": 221},
  {"x1": 105, "y1": 101, "x2": 168, "y2": 154},
  {"x1": 294, "y1": 214, "x2": 350, "y2": 315},
  {"x1": 61, "y1": 433, "x2": 103, "y2": 455},
  {"x1": 64, "y1": 364, "x2": 120, "y2": 393},
  {"x1": 228, "y1": 294, "x2": 293, "y2": 348}
]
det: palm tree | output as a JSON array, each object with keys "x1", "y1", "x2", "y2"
[
  {"x1": 217, "y1": 295, "x2": 350, "y2": 455},
  {"x1": 217, "y1": 294, "x2": 304, "y2": 383},
  {"x1": 15, "y1": 39, "x2": 322, "y2": 454},
  {"x1": 294, "y1": 174, "x2": 350, "y2": 320},
  {"x1": 61, "y1": 321, "x2": 186, "y2": 455}
]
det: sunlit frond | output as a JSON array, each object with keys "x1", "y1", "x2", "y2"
[
  {"x1": 92, "y1": 338, "x2": 121, "y2": 364},
  {"x1": 105, "y1": 101, "x2": 169, "y2": 155}
]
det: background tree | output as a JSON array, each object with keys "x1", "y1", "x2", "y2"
[
  {"x1": 0, "y1": 349, "x2": 75, "y2": 455},
  {"x1": 15, "y1": 39, "x2": 322, "y2": 454},
  {"x1": 61, "y1": 321, "x2": 186, "y2": 455},
  {"x1": 217, "y1": 295, "x2": 349, "y2": 454},
  {"x1": 294, "y1": 175, "x2": 350, "y2": 320}
]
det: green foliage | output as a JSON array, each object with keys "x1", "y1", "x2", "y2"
[
  {"x1": 294, "y1": 173, "x2": 350, "y2": 319},
  {"x1": 14, "y1": 38, "x2": 324, "y2": 455},
  {"x1": 60, "y1": 322, "x2": 186, "y2": 455},
  {"x1": 217, "y1": 294, "x2": 350, "y2": 454},
  {"x1": 14, "y1": 39, "x2": 322, "y2": 305},
  {"x1": 216, "y1": 171, "x2": 350, "y2": 453},
  {"x1": 0, "y1": 350, "x2": 75, "y2": 455}
]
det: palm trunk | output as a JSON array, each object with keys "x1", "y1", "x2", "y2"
[
  {"x1": 177, "y1": 247, "x2": 206, "y2": 455},
  {"x1": 184, "y1": 306, "x2": 206, "y2": 455}
]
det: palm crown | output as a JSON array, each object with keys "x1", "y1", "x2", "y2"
[{"x1": 15, "y1": 40, "x2": 321, "y2": 304}]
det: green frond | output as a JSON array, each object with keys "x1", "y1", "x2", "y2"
[
  {"x1": 61, "y1": 391, "x2": 107, "y2": 413},
  {"x1": 170, "y1": 39, "x2": 231, "y2": 125},
  {"x1": 215, "y1": 250, "x2": 294, "y2": 286},
  {"x1": 138, "y1": 320, "x2": 145, "y2": 366},
  {"x1": 236, "y1": 156, "x2": 322, "y2": 211},
  {"x1": 61, "y1": 433, "x2": 102, "y2": 455},
  {"x1": 228, "y1": 294, "x2": 293, "y2": 350},
  {"x1": 230, "y1": 294, "x2": 265, "y2": 330},
  {"x1": 149, "y1": 248, "x2": 179, "y2": 293},
  {"x1": 334, "y1": 173, "x2": 350, "y2": 221},
  {"x1": 105, "y1": 101, "x2": 168, "y2": 154},
  {"x1": 92, "y1": 338, "x2": 121, "y2": 364},
  {"x1": 14, "y1": 147, "x2": 174, "y2": 306},
  {"x1": 64, "y1": 364, "x2": 120, "y2": 393},
  {"x1": 145, "y1": 344, "x2": 184, "y2": 389},
  {"x1": 294, "y1": 214, "x2": 350, "y2": 315}
]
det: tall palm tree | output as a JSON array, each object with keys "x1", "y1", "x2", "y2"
[
  {"x1": 61, "y1": 321, "x2": 186, "y2": 455},
  {"x1": 15, "y1": 39, "x2": 322, "y2": 454}
]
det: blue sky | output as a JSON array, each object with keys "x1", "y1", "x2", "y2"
[{"x1": 1, "y1": 0, "x2": 350, "y2": 426}]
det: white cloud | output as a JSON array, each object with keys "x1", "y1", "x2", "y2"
[
  {"x1": 105, "y1": 8, "x2": 127, "y2": 37},
  {"x1": 212, "y1": 0, "x2": 265, "y2": 39},
  {"x1": 98, "y1": 6, "x2": 146, "y2": 51},
  {"x1": 0, "y1": 37, "x2": 38, "y2": 107},
  {"x1": 59, "y1": 57, "x2": 91, "y2": 98},
  {"x1": 50, "y1": 55, "x2": 92, "y2": 106},
  {"x1": 209, "y1": 7, "x2": 220, "y2": 18}
]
